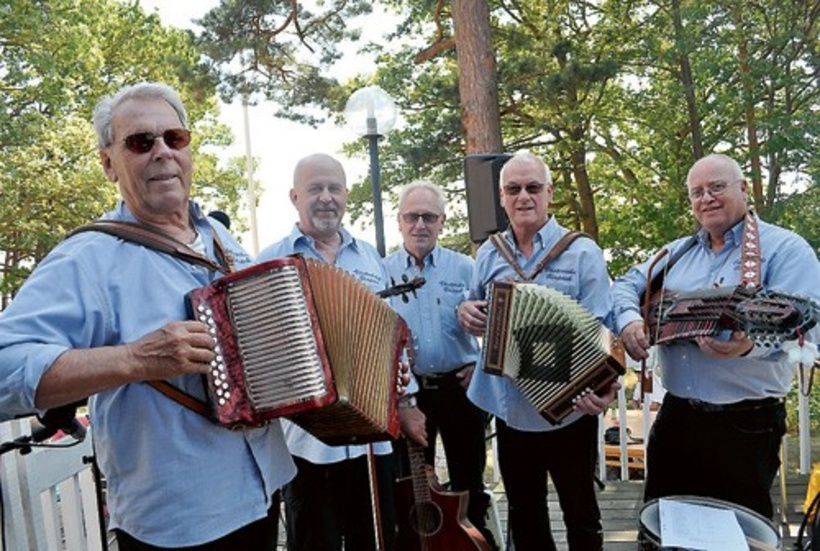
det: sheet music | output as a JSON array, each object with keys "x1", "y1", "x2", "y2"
[{"x1": 659, "y1": 498, "x2": 748, "y2": 550}]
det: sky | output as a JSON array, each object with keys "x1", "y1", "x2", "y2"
[{"x1": 138, "y1": 0, "x2": 398, "y2": 255}]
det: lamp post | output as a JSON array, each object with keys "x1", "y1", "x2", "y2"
[{"x1": 344, "y1": 86, "x2": 397, "y2": 257}]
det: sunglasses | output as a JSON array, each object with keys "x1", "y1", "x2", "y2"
[
  {"x1": 401, "y1": 212, "x2": 441, "y2": 224},
  {"x1": 503, "y1": 182, "x2": 546, "y2": 196},
  {"x1": 122, "y1": 128, "x2": 191, "y2": 154}
]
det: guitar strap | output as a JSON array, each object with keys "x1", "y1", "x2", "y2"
[
  {"x1": 489, "y1": 229, "x2": 591, "y2": 282},
  {"x1": 67, "y1": 218, "x2": 237, "y2": 421},
  {"x1": 739, "y1": 210, "x2": 762, "y2": 289}
]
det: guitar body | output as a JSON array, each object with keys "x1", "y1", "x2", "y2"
[{"x1": 395, "y1": 465, "x2": 491, "y2": 551}]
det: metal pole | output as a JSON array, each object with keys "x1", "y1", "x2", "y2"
[
  {"x1": 242, "y1": 94, "x2": 259, "y2": 257},
  {"x1": 367, "y1": 127, "x2": 385, "y2": 257}
]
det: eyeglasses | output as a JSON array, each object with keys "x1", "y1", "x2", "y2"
[
  {"x1": 121, "y1": 128, "x2": 191, "y2": 154},
  {"x1": 401, "y1": 212, "x2": 441, "y2": 224},
  {"x1": 502, "y1": 182, "x2": 546, "y2": 196},
  {"x1": 687, "y1": 180, "x2": 738, "y2": 200}
]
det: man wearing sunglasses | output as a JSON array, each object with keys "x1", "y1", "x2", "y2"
[
  {"x1": 385, "y1": 181, "x2": 497, "y2": 549},
  {"x1": 0, "y1": 82, "x2": 296, "y2": 549},
  {"x1": 457, "y1": 151, "x2": 618, "y2": 551},
  {"x1": 257, "y1": 153, "x2": 427, "y2": 551},
  {"x1": 611, "y1": 153, "x2": 820, "y2": 518}
]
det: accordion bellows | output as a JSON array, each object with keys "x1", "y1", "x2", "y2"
[
  {"x1": 187, "y1": 255, "x2": 405, "y2": 445},
  {"x1": 483, "y1": 281, "x2": 624, "y2": 424}
]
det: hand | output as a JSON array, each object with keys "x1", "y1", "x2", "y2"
[
  {"x1": 620, "y1": 321, "x2": 650, "y2": 361},
  {"x1": 573, "y1": 381, "x2": 621, "y2": 416},
  {"x1": 457, "y1": 300, "x2": 488, "y2": 337},
  {"x1": 455, "y1": 364, "x2": 476, "y2": 390},
  {"x1": 399, "y1": 402, "x2": 427, "y2": 447},
  {"x1": 695, "y1": 330, "x2": 754, "y2": 359},
  {"x1": 126, "y1": 321, "x2": 215, "y2": 380}
]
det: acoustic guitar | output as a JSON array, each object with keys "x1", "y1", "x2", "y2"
[{"x1": 395, "y1": 440, "x2": 491, "y2": 551}]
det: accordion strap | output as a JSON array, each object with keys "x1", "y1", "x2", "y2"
[
  {"x1": 68, "y1": 220, "x2": 233, "y2": 274},
  {"x1": 67, "y1": 219, "x2": 236, "y2": 422},
  {"x1": 489, "y1": 230, "x2": 591, "y2": 282}
]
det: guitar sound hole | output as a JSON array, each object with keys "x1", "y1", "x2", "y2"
[{"x1": 410, "y1": 502, "x2": 443, "y2": 536}]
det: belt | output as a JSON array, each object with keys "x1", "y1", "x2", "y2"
[
  {"x1": 668, "y1": 394, "x2": 784, "y2": 413},
  {"x1": 416, "y1": 363, "x2": 475, "y2": 390}
]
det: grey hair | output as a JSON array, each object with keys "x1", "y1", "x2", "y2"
[
  {"x1": 687, "y1": 153, "x2": 744, "y2": 184},
  {"x1": 92, "y1": 82, "x2": 188, "y2": 148},
  {"x1": 398, "y1": 180, "x2": 446, "y2": 215},
  {"x1": 499, "y1": 150, "x2": 553, "y2": 186}
]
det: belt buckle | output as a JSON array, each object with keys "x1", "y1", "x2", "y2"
[
  {"x1": 688, "y1": 399, "x2": 723, "y2": 413},
  {"x1": 419, "y1": 375, "x2": 441, "y2": 390}
]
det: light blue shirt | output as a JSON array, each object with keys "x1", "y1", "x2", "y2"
[
  {"x1": 384, "y1": 246, "x2": 479, "y2": 374},
  {"x1": 467, "y1": 217, "x2": 612, "y2": 432},
  {"x1": 611, "y1": 214, "x2": 820, "y2": 403},
  {"x1": 0, "y1": 201, "x2": 296, "y2": 547},
  {"x1": 256, "y1": 225, "x2": 397, "y2": 463}
]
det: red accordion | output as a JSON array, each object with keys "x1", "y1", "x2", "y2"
[{"x1": 186, "y1": 255, "x2": 406, "y2": 445}]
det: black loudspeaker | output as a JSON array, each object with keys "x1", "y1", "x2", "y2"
[{"x1": 464, "y1": 153, "x2": 512, "y2": 243}]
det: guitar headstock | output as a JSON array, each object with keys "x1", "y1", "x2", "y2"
[{"x1": 378, "y1": 275, "x2": 426, "y2": 303}]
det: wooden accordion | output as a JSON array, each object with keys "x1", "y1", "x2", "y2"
[
  {"x1": 646, "y1": 285, "x2": 818, "y2": 347},
  {"x1": 483, "y1": 281, "x2": 624, "y2": 424},
  {"x1": 186, "y1": 255, "x2": 406, "y2": 445}
]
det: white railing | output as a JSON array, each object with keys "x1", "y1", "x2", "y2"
[
  {"x1": 598, "y1": 373, "x2": 815, "y2": 483},
  {"x1": 0, "y1": 419, "x2": 104, "y2": 551}
]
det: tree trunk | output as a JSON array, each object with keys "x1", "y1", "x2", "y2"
[
  {"x1": 451, "y1": 0, "x2": 503, "y2": 154},
  {"x1": 671, "y1": 0, "x2": 704, "y2": 160}
]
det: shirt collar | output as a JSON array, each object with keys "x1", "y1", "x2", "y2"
[
  {"x1": 502, "y1": 216, "x2": 558, "y2": 251},
  {"x1": 401, "y1": 245, "x2": 438, "y2": 269},
  {"x1": 288, "y1": 224, "x2": 359, "y2": 252}
]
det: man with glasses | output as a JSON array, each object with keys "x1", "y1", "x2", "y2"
[
  {"x1": 611, "y1": 153, "x2": 820, "y2": 518},
  {"x1": 256, "y1": 153, "x2": 427, "y2": 551},
  {"x1": 457, "y1": 151, "x2": 618, "y2": 550},
  {"x1": 385, "y1": 181, "x2": 497, "y2": 548},
  {"x1": 0, "y1": 82, "x2": 296, "y2": 549}
]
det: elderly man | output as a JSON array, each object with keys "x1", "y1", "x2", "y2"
[
  {"x1": 0, "y1": 82, "x2": 295, "y2": 549},
  {"x1": 256, "y1": 153, "x2": 426, "y2": 551},
  {"x1": 611, "y1": 153, "x2": 820, "y2": 518},
  {"x1": 458, "y1": 151, "x2": 618, "y2": 551},
  {"x1": 384, "y1": 180, "x2": 495, "y2": 548}
]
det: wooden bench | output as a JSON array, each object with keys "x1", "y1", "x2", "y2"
[{"x1": 604, "y1": 444, "x2": 645, "y2": 471}]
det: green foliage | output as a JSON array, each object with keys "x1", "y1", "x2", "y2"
[{"x1": 0, "y1": 0, "x2": 248, "y2": 301}]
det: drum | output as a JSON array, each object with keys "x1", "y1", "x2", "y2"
[{"x1": 638, "y1": 496, "x2": 781, "y2": 550}]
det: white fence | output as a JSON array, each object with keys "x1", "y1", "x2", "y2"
[{"x1": 0, "y1": 419, "x2": 104, "y2": 551}]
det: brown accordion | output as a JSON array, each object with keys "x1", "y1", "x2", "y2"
[
  {"x1": 483, "y1": 281, "x2": 624, "y2": 424},
  {"x1": 186, "y1": 255, "x2": 407, "y2": 445}
]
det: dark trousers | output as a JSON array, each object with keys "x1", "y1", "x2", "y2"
[
  {"x1": 497, "y1": 415, "x2": 602, "y2": 551},
  {"x1": 645, "y1": 393, "x2": 786, "y2": 519},
  {"x1": 415, "y1": 373, "x2": 491, "y2": 534},
  {"x1": 284, "y1": 453, "x2": 397, "y2": 551},
  {"x1": 116, "y1": 492, "x2": 280, "y2": 550}
]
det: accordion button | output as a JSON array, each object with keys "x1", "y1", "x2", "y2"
[
  {"x1": 219, "y1": 398, "x2": 226, "y2": 406},
  {"x1": 216, "y1": 354, "x2": 223, "y2": 363},
  {"x1": 206, "y1": 309, "x2": 212, "y2": 316},
  {"x1": 216, "y1": 388, "x2": 223, "y2": 397},
  {"x1": 211, "y1": 369, "x2": 220, "y2": 378},
  {"x1": 199, "y1": 315, "x2": 207, "y2": 322},
  {"x1": 221, "y1": 382, "x2": 229, "y2": 390},
  {"x1": 197, "y1": 305, "x2": 205, "y2": 313}
]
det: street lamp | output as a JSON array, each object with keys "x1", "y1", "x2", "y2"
[{"x1": 344, "y1": 85, "x2": 398, "y2": 257}]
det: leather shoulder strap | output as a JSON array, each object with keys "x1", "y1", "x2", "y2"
[
  {"x1": 146, "y1": 381, "x2": 212, "y2": 420},
  {"x1": 68, "y1": 220, "x2": 230, "y2": 274},
  {"x1": 490, "y1": 230, "x2": 591, "y2": 282},
  {"x1": 529, "y1": 230, "x2": 591, "y2": 281},
  {"x1": 489, "y1": 233, "x2": 529, "y2": 280}
]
